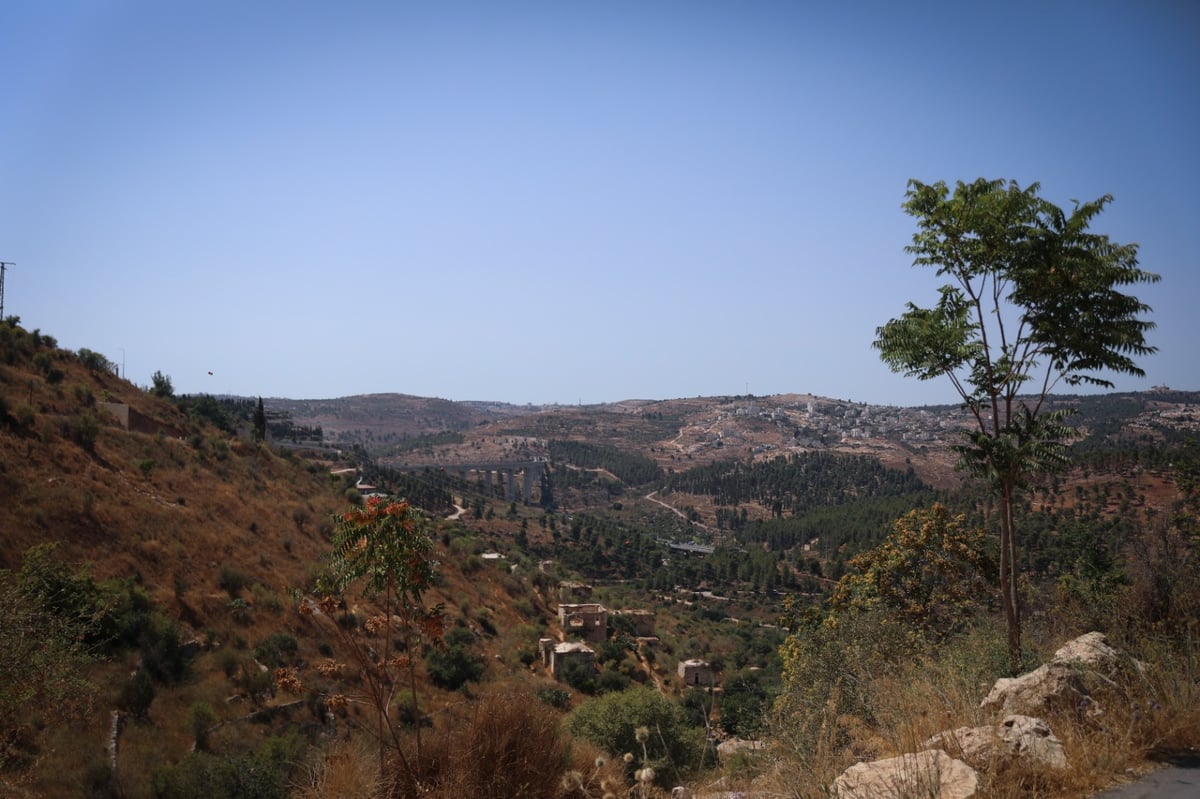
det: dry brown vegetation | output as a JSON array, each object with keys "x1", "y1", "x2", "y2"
[
  {"x1": 0, "y1": 326, "x2": 577, "y2": 796},
  {"x1": 2, "y1": 322, "x2": 1197, "y2": 798},
  {"x1": 757, "y1": 624, "x2": 1200, "y2": 799}
]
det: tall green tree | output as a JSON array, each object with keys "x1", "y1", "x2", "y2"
[
  {"x1": 252, "y1": 396, "x2": 266, "y2": 443},
  {"x1": 873, "y1": 178, "x2": 1159, "y2": 672},
  {"x1": 150, "y1": 370, "x2": 174, "y2": 398}
]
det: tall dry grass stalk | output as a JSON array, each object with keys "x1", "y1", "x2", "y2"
[
  {"x1": 410, "y1": 687, "x2": 572, "y2": 799},
  {"x1": 296, "y1": 740, "x2": 385, "y2": 799}
]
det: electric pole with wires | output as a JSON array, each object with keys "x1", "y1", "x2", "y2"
[{"x1": 0, "y1": 261, "x2": 12, "y2": 319}]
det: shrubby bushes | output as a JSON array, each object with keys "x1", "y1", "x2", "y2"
[
  {"x1": 151, "y1": 732, "x2": 306, "y2": 799},
  {"x1": 566, "y1": 685, "x2": 705, "y2": 786},
  {"x1": 425, "y1": 625, "x2": 485, "y2": 690}
]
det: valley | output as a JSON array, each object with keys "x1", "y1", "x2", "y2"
[{"x1": 2, "y1": 319, "x2": 1198, "y2": 798}]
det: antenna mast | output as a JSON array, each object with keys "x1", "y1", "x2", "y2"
[{"x1": 0, "y1": 261, "x2": 12, "y2": 319}]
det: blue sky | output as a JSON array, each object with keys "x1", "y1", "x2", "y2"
[{"x1": 2, "y1": 1, "x2": 1196, "y2": 406}]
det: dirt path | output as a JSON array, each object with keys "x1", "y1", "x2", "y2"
[{"x1": 643, "y1": 490, "x2": 712, "y2": 533}]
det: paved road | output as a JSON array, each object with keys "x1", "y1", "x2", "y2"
[{"x1": 1091, "y1": 756, "x2": 1200, "y2": 799}]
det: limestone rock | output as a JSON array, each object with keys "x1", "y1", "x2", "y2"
[
  {"x1": 1052, "y1": 631, "x2": 1119, "y2": 666},
  {"x1": 716, "y1": 738, "x2": 766, "y2": 759},
  {"x1": 980, "y1": 632, "x2": 1125, "y2": 716},
  {"x1": 979, "y1": 661, "x2": 1087, "y2": 716},
  {"x1": 834, "y1": 750, "x2": 978, "y2": 799},
  {"x1": 925, "y1": 714, "x2": 1068, "y2": 770}
]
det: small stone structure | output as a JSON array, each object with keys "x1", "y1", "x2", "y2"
[
  {"x1": 99, "y1": 402, "x2": 186, "y2": 437},
  {"x1": 678, "y1": 658, "x2": 716, "y2": 687},
  {"x1": 559, "y1": 603, "x2": 608, "y2": 644},
  {"x1": 542, "y1": 639, "x2": 596, "y2": 677},
  {"x1": 559, "y1": 581, "x2": 593, "y2": 600}
]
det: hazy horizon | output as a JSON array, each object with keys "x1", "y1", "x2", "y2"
[{"x1": 3, "y1": 2, "x2": 1196, "y2": 407}]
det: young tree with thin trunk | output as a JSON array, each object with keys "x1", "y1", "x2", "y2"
[
  {"x1": 299, "y1": 497, "x2": 444, "y2": 792},
  {"x1": 874, "y1": 178, "x2": 1159, "y2": 673}
]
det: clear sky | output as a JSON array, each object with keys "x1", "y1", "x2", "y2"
[{"x1": 2, "y1": 1, "x2": 1196, "y2": 406}]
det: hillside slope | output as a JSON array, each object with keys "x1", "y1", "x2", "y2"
[{"x1": 0, "y1": 323, "x2": 572, "y2": 796}]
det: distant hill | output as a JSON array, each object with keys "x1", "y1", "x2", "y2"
[
  {"x1": 266, "y1": 393, "x2": 539, "y2": 444},
  {"x1": 270, "y1": 389, "x2": 1200, "y2": 491}
]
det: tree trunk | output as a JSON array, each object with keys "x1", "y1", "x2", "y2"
[{"x1": 999, "y1": 482, "x2": 1022, "y2": 674}]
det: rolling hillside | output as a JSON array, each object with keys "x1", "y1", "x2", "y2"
[{"x1": 3, "y1": 318, "x2": 1197, "y2": 797}]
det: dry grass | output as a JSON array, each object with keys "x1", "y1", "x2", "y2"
[
  {"x1": 296, "y1": 685, "x2": 614, "y2": 799},
  {"x1": 413, "y1": 686, "x2": 573, "y2": 799},
  {"x1": 753, "y1": 620, "x2": 1200, "y2": 799},
  {"x1": 296, "y1": 740, "x2": 386, "y2": 799}
]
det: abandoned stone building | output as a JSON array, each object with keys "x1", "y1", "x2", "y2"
[
  {"x1": 677, "y1": 658, "x2": 716, "y2": 687},
  {"x1": 558, "y1": 603, "x2": 608, "y2": 644},
  {"x1": 540, "y1": 638, "x2": 596, "y2": 678}
]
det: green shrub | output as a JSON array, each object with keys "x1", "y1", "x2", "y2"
[
  {"x1": 137, "y1": 614, "x2": 190, "y2": 684},
  {"x1": 31, "y1": 351, "x2": 51, "y2": 375},
  {"x1": 227, "y1": 598, "x2": 251, "y2": 624},
  {"x1": 117, "y1": 670, "x2": 154, "y2": 719},
  {"x1": 72, "y1": 383, "x2": 94, "y2": 406},
  {"x1": 70, "y1": 410, "x2": 101, "y2": 451},
  {"x1": 218, "y1": 566, "x2": 250, "y2": 597},
  {"x1": 253, "y1": 632, "x2": 298, "y2": 668},
  {"x1": 566, "y1": 685, "x2": 704, "y2": 785},
  {"x1": 718, "y1": 669, "x2": 772, "y2": 737},
  {"x1": 239, "y1": 665, "x2": 274, "y2": 705},
  {"x1": 150, "y1": 750, "x2": 288, "y2": 799},
  {"x1": 560, "y1": 658, "x2": 598, "y2": 695},
  {"x1": 426, "y1": 625, "x2": 485, "y2": 690},
  {"x1": 538, "y1": 687, "x2": 572, "y2": 710},
  {"x1": 475, "y1": 610, "x2": 497, "y2": 636},
  {"x1": 217, "y1": 649, "x2": 241, "y2": 678},
  {"x1": 187, "y1": 702, "x2": 216, "y2": 751},
  {"x1": 598, "y1": 668, "x2": 631, "y2": 694},
  {"x1": 76, "y1": 348, "x2": 114, "y2": 373}
]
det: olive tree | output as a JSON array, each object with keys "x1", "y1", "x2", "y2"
[{"x1": 874, "y1": 178, "x2": 1159, "y2": 672}]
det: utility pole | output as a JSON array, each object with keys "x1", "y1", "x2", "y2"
[{"x1": 0, "y1": 261, "x2": 11, "y2": 319}]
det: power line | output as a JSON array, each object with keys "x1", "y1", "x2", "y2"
[{"x1": 0, "y1": 261, "x2": 12, "y2": 320}]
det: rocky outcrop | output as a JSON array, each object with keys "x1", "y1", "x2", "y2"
[
  {"x1": 980, "y1": 632, "x2": 1124, "y2": 717},
  {"x1": 716, "y1": 738, "x2": 766, "y2": 759},
  {"x1": 1051, "y1": 631, "x2": 1119, "y2": 665},
  {"x1": 833, "y1": 634, "x2": 1138, "y2": 799},
  {"x1": 925, "y1": 714, "x2": 1068, "y2": 771},
  {"x1": 834, "y1": 750, "x2": 978, "y2": 799}
]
